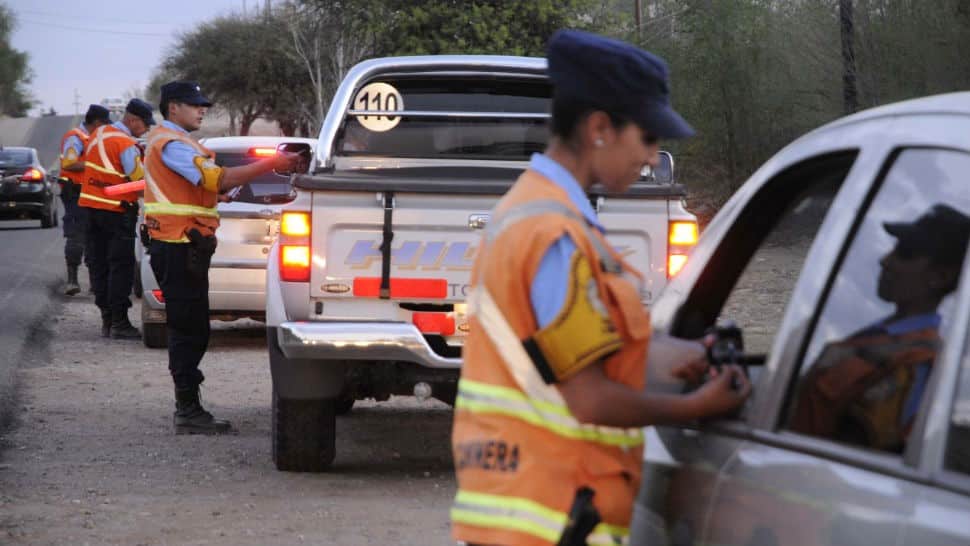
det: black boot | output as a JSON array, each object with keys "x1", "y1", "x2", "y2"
[
  {"x1": 109, "y1": 310, "x2": 140, "y2": 340},
  {"x1": 100, "y1": 309, "x2": 111, "y2": 338},
  {"x1": 63, "y1": 265, "x2": 80, "y2": 296},
  {"x1": 174, "y1": 387, "x2": 233, "y2": 435}
]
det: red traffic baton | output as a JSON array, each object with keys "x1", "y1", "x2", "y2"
[{"x1": 104, "y1": 179, "x2": 145, "y2": 196}]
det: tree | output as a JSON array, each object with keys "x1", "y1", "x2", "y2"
[
  {"x1": 374, "y1": 0, "x2": 620, "y2": 56},
  {"x1": 160, "y1": 15, "x2": 300, "y2": 135},
  {"x1": 0, "y1": 3, "x2": 33, "y2": 117}
]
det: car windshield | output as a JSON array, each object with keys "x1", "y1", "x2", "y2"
[
  {"x1": 336, "y1": 76, "x2": 551, "y2": 161},
  {"x1": 214, "y1": 152, "x2": 295, "y2": 204},
  {"x1": 0, "y1": 149, "x2": 32, "y2": 168}
]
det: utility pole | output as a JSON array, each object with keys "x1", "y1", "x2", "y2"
[
  {"x1": 839, "y1": 0, "x2": 859, "y2": 114},
  {"x1": 265, "y1": 0, "x2": 271, "y2": 19},
  {"x1": 73, "y1": 88, "x2": 81, "y2": 115},
  {"x1": 635, "y1": 0, "x2": 642, "y2": 39}
]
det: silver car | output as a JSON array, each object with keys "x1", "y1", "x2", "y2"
[
  {"x1": 138, "y1": 136, "x2": 316, "y2": 348},
  {"x1": 632, "y1": 92, "x2": 970, "y2": 545}
]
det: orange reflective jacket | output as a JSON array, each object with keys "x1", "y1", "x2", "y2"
[
  {"x1": 59, "y1": 127, "x2": 88, "y2": 185},
  {"x1": 451, "y1": 169, "x2": 651, "y2": 546},
  {"x1": 142, "y1": 126, "x2": 219, "y2": 243},
  {"x1": 79, "y1": 124, "x2": 139, "y2": 212}
]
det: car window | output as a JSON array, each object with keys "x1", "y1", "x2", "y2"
[
  {"x1": 673, "y1": 152, "x2": 857, "y2": 369},
  {"x1": 785, "y1": 148, "x2": 970, "y2": 456},
  {"x1": 336, "y1": 76, "x2": 550, "y2": 160},
  {"x1": 215, "y1": 152, "x2": 295, "y2": 205},
  {"x1": 0, "y1": 149, "x2": 32, "y2": 167}
]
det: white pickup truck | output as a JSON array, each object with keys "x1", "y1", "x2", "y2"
[{"x1": 265, "y1": 55, "x2": 699, "y2": 472}]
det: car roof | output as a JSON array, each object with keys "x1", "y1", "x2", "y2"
[
  {"x1": 817, "y1": 91, "x2": 970, "y2": 133},
  {"x1": 0, "y1": 146, "x2": 35, "y2": 152},
  {"x1": 199, "y1": 136, "x2": 317, "y2": 152}
]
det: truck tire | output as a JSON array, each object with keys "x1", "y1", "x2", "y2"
[
  {"x1": 142, "y1": 320, "x2": 167, "y2": 349},
  {"x1": 272, "y1": 388, "x2": 336, "y2": 472}
]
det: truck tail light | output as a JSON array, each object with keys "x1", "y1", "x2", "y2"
[
  {"x1": 667, "y1": 220, "x2": 698, "y2": 278},
  {"x1": 20, "y1": 168, "x2": 43, "y2": 182},
  {"x1": 280, "y1": 211, "x2": 311, "y2": 282}
]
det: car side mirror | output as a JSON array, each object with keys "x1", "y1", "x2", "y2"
[
  {"x1": 274, "y1": 142, "x2": 313, "y2": 176},
  {"x1": 640, "y1": 151, "x2": 675, "y2": 184}
]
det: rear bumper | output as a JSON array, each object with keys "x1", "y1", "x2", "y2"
[{"x1": 277, "y1": 321, "x2": 462, "y2": 369}]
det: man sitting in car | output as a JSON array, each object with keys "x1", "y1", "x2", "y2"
[{"x1": 789, "y1": 204, "x2": 970, "y2": 452}]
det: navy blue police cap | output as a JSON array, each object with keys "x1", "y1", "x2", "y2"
[
  {"x1": 546, "y1": 29, "x2": 694, "y2": 139},
  {"x1": 126, "y1": 98, "x2": 156, "y2": 126},
  {"x1": 84, "y1": 104, "x2": 111, "y2": 123},
  {"x1": 159, "y1": 80, "x2": 213, "y2": 108}
]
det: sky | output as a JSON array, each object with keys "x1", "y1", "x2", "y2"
[{"x1": 8, "y1": 0, "x2": 261, "y2": 117}]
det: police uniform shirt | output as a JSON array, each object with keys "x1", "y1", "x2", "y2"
[
  {"x1": 61, "y1": 124, "x2": 88, "y2": 166},
  {"x1": 527, "y1": 152, "x2": 622, "y2": 381},
  {"x1": 107, "y1": 121, "x2": 142, "y2": 178},
  {"x1": 159, "y1": 119, "x2": 205, "y2": 185}
]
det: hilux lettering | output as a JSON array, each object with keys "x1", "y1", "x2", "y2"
[{"x1": 346, "y1": 240, "x2": 477, "y2": 271}]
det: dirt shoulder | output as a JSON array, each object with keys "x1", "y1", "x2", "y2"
[{"x1": 0, "y1": 291, "x2": 457, "y2": 545}]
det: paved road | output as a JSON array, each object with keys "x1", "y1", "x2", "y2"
[{"x1": 0, "y1": 214, "x2": 64, "y2": 432}]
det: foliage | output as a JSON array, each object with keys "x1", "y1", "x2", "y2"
[
  {"x1": 374, "y1": 0, "x2": 625, "y2": 56},
  {"x1": 0, "y1": 3, "x2": 33, "y2": 117}
]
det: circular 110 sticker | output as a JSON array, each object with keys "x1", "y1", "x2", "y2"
[{"x1": 352, "y1": 82, "x2": 404, "y2": 132}]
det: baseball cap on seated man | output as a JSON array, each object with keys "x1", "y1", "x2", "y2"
[
  {"x1": 546, "y1": 29, "x2": 694, "y2": 139},
  {"x1": 884, "y1": 204, "x2": 970, "y2": 267},
  {"x1": 125, "y1": 98, "x2": 156, "y2": 126},
  {"x1": 159, "y1": 80, "x2": 213, "y2": 108},
  {"x1": 84, "y1": 104, "x2": 111, "y2": 124}
]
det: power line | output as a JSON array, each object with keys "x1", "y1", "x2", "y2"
[
  {"x1": 15, "y1": 8, "x2": 194, "y2": 26},
  {"x1": 18, "y1": 18, "x2": 173, "y2": 37}
]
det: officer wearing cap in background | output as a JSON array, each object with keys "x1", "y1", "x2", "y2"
[
  {"x1": 450, "y1": 30, "x2": 750, "y2": 546},
  {"x1": 143, "y1": 81, "x2": 301, "y2": 435},
  {"x1": 79, "y1": 98, "x2": 155, "y2": 339},
  {"x1": 57, "y1": 104, "x2": 111, "y2": 296},
  {"x1": 790, "y1": 204, "x2": 970, "y2": 452}
]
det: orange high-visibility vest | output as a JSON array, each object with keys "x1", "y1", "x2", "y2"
[
  {"x1": 142, "y1": 125, "x2": 219, "y2": 243},
  {"x1": 79, "y1": 124, "x2": 139, "y2": 212},
  {"x1": 451, "y1": 169, "x2": 651, "y2": 546},
  {"x1": 59, "y1": 127, "x2": 89, "y2": 185}
]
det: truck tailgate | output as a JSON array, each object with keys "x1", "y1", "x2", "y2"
[{"x1": 311, "y1": 191, "x2": 497, "y2": 303}]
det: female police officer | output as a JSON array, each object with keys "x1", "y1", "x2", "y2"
[{"x1": 450, "y1": 30, "x2": 751, "y2": 546}]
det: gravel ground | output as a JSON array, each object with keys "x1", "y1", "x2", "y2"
[{"x1": 0, "y1": 286, "x2": 457, "y2": 546}]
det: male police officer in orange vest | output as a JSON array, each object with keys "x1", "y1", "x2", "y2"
[
  {"x1": 80, "y1": 98, "x2": 155, "y2": 339},
  {"x1": 57, "y1": 104, "x2": 110, "y2": 296},
  {"x1": 450, "y1": 30, "x2": 750, "y2": 546},
  {"x1": 143, "y1": 81, "x2": 301, "y2": 434}
]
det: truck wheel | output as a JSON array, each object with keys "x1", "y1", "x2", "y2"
[
  {"x1": 272, "y1": 388, "x2": 336, "y2": 472},
  {"x1": 142, "y1": 321, "x2": 167, "y2": 348}
]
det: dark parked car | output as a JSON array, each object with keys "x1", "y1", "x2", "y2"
[
  {"x1": 0, "y1": 146, "x2": 57, "y2": 228},
  {"x1": 632, "y1": 92, "x2": 970, "y2": 546}
]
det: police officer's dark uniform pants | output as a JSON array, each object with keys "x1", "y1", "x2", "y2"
[
  {"x1": 148, "y1": 240, "x2": 208, "y2": 390},
  {"x1": 85, "y1": 206, "x2": 136, "y2": 318},
  {"x1": 60, "y1": 183, "x2": 88, "y2": 269}
]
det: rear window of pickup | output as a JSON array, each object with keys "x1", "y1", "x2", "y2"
[{"x1": 336, "y1": 76, "x2": 551, "y2": 161}]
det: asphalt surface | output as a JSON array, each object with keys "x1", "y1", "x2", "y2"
[{"x1": 0, "y1": 214, "x2": 64, "y2": 433}]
